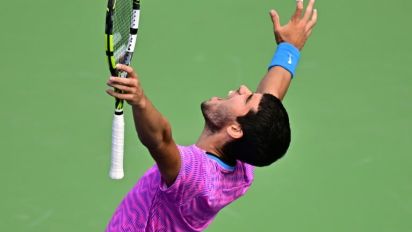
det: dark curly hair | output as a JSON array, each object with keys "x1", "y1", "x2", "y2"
[{"x1": 222, "y1": 93, "x2": 291, "y2": 166}]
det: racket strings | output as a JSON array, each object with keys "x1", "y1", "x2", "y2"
[{"x1": 113, "y1": 0, "x2": 133, "y2": 63}]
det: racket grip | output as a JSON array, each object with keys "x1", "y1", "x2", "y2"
[{"x1": 110, "y1": 113, "x2": 125, "y2": 179}]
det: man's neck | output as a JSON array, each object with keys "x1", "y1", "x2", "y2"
[{"x1": 196, "y1": 126, "x2": 236, "y2": 165}]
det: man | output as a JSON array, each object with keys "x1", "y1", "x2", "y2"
[{"x1": 106, "y1": 0, "x2": 317, "y2": 231}]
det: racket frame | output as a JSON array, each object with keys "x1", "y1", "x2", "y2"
[{"x1": 105, "y1": 0, "x2": 141, "y2": 179}]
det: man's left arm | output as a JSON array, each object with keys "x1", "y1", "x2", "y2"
[{"x1": 257, "y1": 0, "x2": 318, "y2": 100}]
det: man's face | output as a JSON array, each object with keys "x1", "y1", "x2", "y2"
[{"x1": 201, "y1": 85, "x2": 263, "y2": 131}]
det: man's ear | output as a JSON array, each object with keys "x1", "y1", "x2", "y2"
[{"x1": 226, "y1": 124, "x2": 243, "y2": 139}]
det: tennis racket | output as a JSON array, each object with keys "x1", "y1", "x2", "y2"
[{"x1": 105, "y1": 0, "x2": 141, "y2": 179}]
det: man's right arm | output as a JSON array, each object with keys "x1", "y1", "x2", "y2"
[
  {"x1": 106, "y1": 65, "x2": 180, "y2": 186},
  {"x1": 257, "y1": 0, "x2": 317, "y2": 100}
]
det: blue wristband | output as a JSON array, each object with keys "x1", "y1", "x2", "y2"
[{"x1": 268, "y1": 42, "x2": 301, "y2": 78}]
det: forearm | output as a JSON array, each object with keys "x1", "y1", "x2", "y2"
[
  {"x1": 132, "y1": 95, "x2": 180, "y2": 183},
  {"x1": 257, "y1": 66, "x2": 292, "y2": 101},
  {"x1": 132, "y1": 95, "x2": 173, "y2": 150}
]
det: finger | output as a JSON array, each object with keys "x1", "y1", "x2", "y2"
[
  {"x1": 306, "y1": 9, "x2": 318, "y2": 30},
  {"x1": 107, "y1": 82, "x2": 135, "y2": 93},
  {"x1": 269, "y1": 10, "x2": 281, "y2": 30},
  {"x1": 306, "y1": 27, "x2": 313, "y2": 37},
  {"x1": 106, "y1": 89, "x2": 135, "y2": 101},
  {"x1": 106, "y1": 88, "x2": 121, "y2": 98},
  {"x1": 302, "y1": 0, "x2": 315, "y2": 22},
  {"x1": 116, "y1": 64, "x2": 138, "y2": 79},
  {"x1": 108, "y1": 76, "x2": 138, "y2": 87},
  {"x1": 291, "y1": 0, "x2": 304, "y2": 21}
]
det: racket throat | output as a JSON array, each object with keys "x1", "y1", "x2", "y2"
[{"x1": 115, "y1": 99, "x2": 124, "y2": 115}]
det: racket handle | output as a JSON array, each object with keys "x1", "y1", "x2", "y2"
[{"x1": 110, "y1": 113, "x2": 125, "y2": 179}]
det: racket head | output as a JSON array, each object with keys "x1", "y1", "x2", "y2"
[{"x1": 105, "y1": 0, "x2": 141, "y2": 76}]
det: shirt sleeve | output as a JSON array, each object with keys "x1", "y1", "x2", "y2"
[{"x1": 159, "y1": 145, "x2": 208, "y2": 205}]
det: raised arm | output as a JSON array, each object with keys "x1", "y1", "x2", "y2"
[
  {"x1": 106, "y1": 64, "x2": 180, "y2": 186},
  {"x1": 257, "y1": 0, "x2": 318, "y2": 100}
]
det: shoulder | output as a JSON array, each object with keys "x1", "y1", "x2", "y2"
[
  {"x1": 176, "y1": 144, "x2": 212, "y2": 176},
  {"x1": 177, "y1": 144, "x2": 207, "y2": 160},
  {"x1": 236, "y1": 161, "x2": 255, "y2": 183},
  {"x1": 212, "y1": 161, "x2": 254, "y2": 192},
  {"x1": 159, "y1": 145, "x2": 210, "y2": 200},
  {"x1": 176, "y1": 144, "x2": 210, "y2": 183}
]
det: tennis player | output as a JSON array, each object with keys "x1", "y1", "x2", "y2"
[{"x1": 106, "y1": 0, "x2": 317, "y2": 231}]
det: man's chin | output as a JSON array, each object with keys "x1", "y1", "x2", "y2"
[
  {"x1": 200, "y1": 101, "x2": 208, "y2": 114},
  {"x1": 200, "y1": 103, "x2": 217, "y2": 132}
]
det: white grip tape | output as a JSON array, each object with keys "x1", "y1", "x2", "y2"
[{"x1": 109, "y1": 114, "x2": 125, "y2": 179}]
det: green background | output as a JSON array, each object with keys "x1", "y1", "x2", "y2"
[{"x1": 1, "y1": 0, "x2": 411, "y2": 231}]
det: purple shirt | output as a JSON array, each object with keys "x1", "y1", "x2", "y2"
[{"x1": 106, "y1": 144, "x2": 254, "y2": 232}]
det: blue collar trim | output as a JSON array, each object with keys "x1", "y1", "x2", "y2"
[{"x1": 206, "y1": 154, "x2": 236, "y2": 171}]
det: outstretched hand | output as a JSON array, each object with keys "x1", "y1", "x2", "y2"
[{"x1": 270, "y1": 0, "x2": 317, "y2": 50}]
